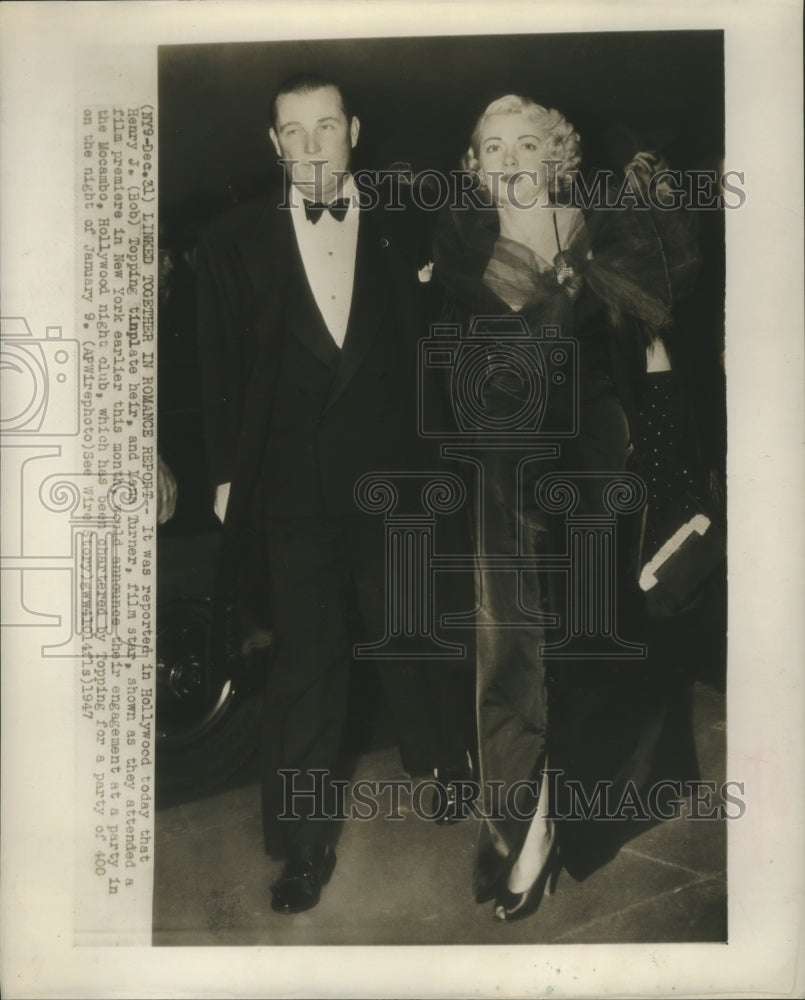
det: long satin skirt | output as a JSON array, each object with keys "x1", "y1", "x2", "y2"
[{"x1": 472, "y1": 374, "x2": 632, "y2": 897}]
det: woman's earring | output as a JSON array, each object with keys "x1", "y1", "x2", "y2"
[{"x1": 477, "y1": 169, "x2": 487, "y2": 189}]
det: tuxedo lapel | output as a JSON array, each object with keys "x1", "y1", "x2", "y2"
[
  {"x1": 240, "y1": 194, "x2": 291, "y2": 301},
  {"x1": 240, "y1": 193, "x2": 414, "y2": 409},
  {"x1": 234, "y1": 193, "x2": 294, "y2": 369},
  {"x1": 325, "y1": 209, "x2": 389, "y2": 408},
  {"x1": 253, "y1": 194, "x2": 343, "y2": 371}
]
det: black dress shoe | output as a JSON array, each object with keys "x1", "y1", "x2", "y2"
[{"x1": 270, "y1": 846, "x2": 336, "y2": 915}]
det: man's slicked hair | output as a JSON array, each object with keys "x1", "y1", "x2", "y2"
[{"x1": 270, "y1": 73, "x2": 353, "y2": 128}]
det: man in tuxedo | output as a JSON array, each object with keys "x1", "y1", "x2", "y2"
[{"x1": 196, "y1": 73, "x2": 473, "y2": 914}]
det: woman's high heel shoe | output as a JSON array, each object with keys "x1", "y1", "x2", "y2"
[{"x1": 493, "y1": 840, "x2": 561, "y2": 923}]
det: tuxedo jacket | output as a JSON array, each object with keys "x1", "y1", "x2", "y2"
[{"x1": 196, "y1": 185, "x2": 437, "y2": 558}]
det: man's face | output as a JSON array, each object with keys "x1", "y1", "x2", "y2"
[{"x1": 270, "y1": 85, "x2": 359, "y2": 202}]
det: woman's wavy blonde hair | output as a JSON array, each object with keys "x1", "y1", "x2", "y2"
[{"x1": 463, "y1": 95, "x2": 581, "y2": 196}]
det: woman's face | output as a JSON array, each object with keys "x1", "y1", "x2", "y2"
[{"x1": 476, "y1": 112, "x2": 550, "y2": 207}]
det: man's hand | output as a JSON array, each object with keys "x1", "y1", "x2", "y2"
[
  {"x1": 215, "y1": 482, "x2": 231, "y2": 524},
  {"x1": 157, "y1": 455, "x2": 178, "y2": 525}
]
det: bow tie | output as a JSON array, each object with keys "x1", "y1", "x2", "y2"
[{"x1": 304, "y1": 198, "x2": 350, "y2": 224}]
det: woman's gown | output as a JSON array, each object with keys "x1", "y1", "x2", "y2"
[{"x1": 433, "y1": 199, "x2": 704, "y2": 889}]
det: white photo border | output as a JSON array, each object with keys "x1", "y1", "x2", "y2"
[{"x1": 1, "y1": 1, "x2": 803, "y2": 997}]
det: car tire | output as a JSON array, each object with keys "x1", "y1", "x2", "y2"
[{"x1": 155, "y1": 596, "x2": 262, "y2": 806}]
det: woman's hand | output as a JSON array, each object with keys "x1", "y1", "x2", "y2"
[{"x1": 157, "y1": 455, "x2": 178, "y2": 525}]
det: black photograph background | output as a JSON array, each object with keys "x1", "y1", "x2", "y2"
[
  {"x1": 153, "y1": 29, "x2": 728, "y2": 920},
  {"x1": 158, "y1": 32, "x2": 724, "y2": 220},
  {"x1": 157, "y1": 30, "x2": 725, "y2": 538}
]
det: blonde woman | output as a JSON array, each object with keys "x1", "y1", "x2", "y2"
[{"x1": 434, "y1": 95, "x2": 702, "y2": 922}]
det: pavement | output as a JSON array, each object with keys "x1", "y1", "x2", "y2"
[{"x1": 152, "y1": 678, "x2": 726, "y2": 946}]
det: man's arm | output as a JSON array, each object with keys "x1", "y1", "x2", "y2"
[{"x1": 195, "y1": 223, "x2": 244, "y2": 518}]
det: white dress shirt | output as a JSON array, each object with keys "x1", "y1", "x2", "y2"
[{"x1": 289, "y1": 175, "x2": 360, "y2": 349}]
